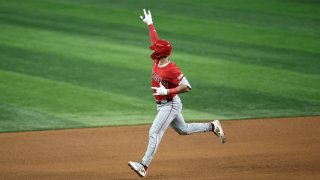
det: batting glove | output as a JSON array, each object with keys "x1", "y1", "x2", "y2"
[
  {"x1": 152, "y1": 82, "x2": 168, "y2": 96},
  {"x1": 140, "y1": 9, "x2": 153, "y2": 25}
]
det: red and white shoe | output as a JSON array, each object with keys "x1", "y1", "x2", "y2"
[
  {"x1": 212, "y1": 120, "x2": 225, "y2": 143},
  {"x1": 128, "y1": 161, "x2": 147, "y2": 177}
]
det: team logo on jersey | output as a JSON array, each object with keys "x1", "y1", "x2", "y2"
[
  {"x1": 152, "y1": 71, "x2": 162, "y2": 83},
  {"x1": 152, "y1": 71, "x2": 169, "y2": 87}
]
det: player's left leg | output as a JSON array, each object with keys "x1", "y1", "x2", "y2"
[
  {"x1": 171, "y1": 113, "x2": 212, "y2": 135},
  {"x1": 171, "y1": 110, "x2": 226, "y2": 143},
  {"x1": 170, "y1": 96, "x2": 212, "y2": 135},
  {"x1": 171, "y1": 97, "x2": 226, "y2": 142}
]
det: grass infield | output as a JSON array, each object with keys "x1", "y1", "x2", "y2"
[{"x1": 0, "y1": 0, "x2": 320, "y2": 132}]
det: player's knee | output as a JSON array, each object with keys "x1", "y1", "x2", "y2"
[
  {"x1": 149, "y1": 129, "x2": 157, "y2": 137},
  {"x1": 176, "y1": 128, "x2": 190, "y2": 135},
  {"x1": 178, "y1": 131, "x2": 189, "y2": 135},
  {"x1": 149, "y1": 128, "x2": 162, "y2": 139}
]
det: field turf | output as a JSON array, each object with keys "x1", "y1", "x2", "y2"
[{"x1": 0, "y1": 0, "x2": 319, "y2": 132}]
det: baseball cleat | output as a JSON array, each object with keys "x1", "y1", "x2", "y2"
[
  {"x1": 212, "y1": 120, "x2": 225, "y2": 143},
  {"x1": 128, "y1": 161, "x2": 147, "y2": 177}
]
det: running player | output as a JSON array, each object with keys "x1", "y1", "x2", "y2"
[{"x1": 128, "y1": 9, "x2": 225, "y2": 177}]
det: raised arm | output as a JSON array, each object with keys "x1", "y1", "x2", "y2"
[{"x1": 140, "y1": 9, "x2": 159, "y2": 48}]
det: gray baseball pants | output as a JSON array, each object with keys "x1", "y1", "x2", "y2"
[{"x1": 141, "y1": 95, "x2": 212, "y2": 167}]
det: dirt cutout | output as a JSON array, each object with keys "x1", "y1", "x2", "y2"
[{"x1": 0, "y1": 116, "x2": 319, "y2": 179}]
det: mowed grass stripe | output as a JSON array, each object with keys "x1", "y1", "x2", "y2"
[
  {"x1": 0, "y1": 21, "x2": 313, "y2": 108},
  {"x1": 0, "y1": 104, "x2": 78, "y2": 132},
  {"x1": 176, "y1": 54, "x2": 320, "y2": 103},
  {"x1": 1, "y1": 0, "x2": 319, "y2": 54},
  {"x1": 160, "y1": 17, "x2": 320, "y2": 53},
  {"x1": 169, "y1": 33, "x2": 320, "y2": 75},
  {"x1": 98, "y1": 0, "x2": 320, "y2": 34},
  {"x1": 1, "y1": 30, "x2": 319, "y2": 104},
  {"x1": 100, "y1": 0, "x2": 320, "y2": 19},
  {"x1": 0, "y1": 70, "x2": 221, "y2": 132},
  {"x1": 0, "y1": 0, "x2": 319, "y2": 132},
  {"x1": 0, "y1": 70, "x2": 157, "y2": 131},
  {"x1": 1, "y1": 5, "x2": 319, "y2": 76},
  {"x1": 0, "y1": 24, "x2": 151, "y2": 72},
  {"x1": 176, "y1": 0, "x2": 320, "y2": 20},
  {"x1": 0, "y1": 44, "x2": 151, "y2": 101},
  {"x1": 1, "y1": 18, "x2": 319, "y2": 78},
  {"x1": 183, "y1": 81, "x2": 320, "y2": 119},
  {"x1": 0, "y1": 70, "x2": 153, "y2": 114},
  {"x1": 61, "y1": 0, "x2": 320, "y2": 31},
  {"x1": 1, "y1": 43, "x2": 319, "y2": 119}
]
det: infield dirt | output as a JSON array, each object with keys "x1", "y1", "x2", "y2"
[{"x1": 0, "y1": 116, "x2": 319, "y2": 179}]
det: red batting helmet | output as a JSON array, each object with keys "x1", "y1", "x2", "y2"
[{"x1": 150, "y1": 39, "x2": 172, "y2": 59}]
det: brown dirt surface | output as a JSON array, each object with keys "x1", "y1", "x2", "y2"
[{"x1": 0, "y1": 116, "x2": 319, "y2": 180}]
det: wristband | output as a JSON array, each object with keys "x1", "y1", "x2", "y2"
[{"x1": 168, "y1": 88, "x2": 178, "y2": 94}]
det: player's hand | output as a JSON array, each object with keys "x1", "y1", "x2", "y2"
[
  {"x1": 151, "y1": 82, "x2": 168, "y2": 95},
  {"x1": 140, "y1": 9, "x2": 153, "y2": 25}
]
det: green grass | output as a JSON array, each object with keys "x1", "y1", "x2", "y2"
[{"x1": 0, "y1": 0, "x2": 319, "y2": 132}]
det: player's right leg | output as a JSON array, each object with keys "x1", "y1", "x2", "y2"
[{"x1": 129, "y1": 104, "x2": 177, "y2": 177}]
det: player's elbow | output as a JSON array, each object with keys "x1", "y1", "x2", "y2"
[
  {"x1": 176, "y1": 84, "x2": 191, "y2": 94},
  {"x1": 182, "y1": 85, "x2": 191, "y2": 93}
]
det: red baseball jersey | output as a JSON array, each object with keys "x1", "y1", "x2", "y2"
[
  {"x1": 148, "y1": 24, "x2": 184, "y2": 101},
  {"x1": 152, "y1": 60, "x2": 184, "y2": 101}
]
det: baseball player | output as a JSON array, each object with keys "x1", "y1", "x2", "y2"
[{"x1": 128, "y1": 9, "x2": 225, "y2": 177}]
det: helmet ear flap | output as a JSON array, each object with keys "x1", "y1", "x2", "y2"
[
  {"x1": 151, "y1": 52, "x2": 159, "y2": 59},
  {"x1": 149, "y1": 45, "x2": 155, "y2": 50}
]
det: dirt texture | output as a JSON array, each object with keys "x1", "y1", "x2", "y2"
[{"x1": 0, "y1": 116, "x2": 319, "y2": 180}]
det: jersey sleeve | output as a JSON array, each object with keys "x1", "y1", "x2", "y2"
[
  {"x1": 148, "y1": 24, "x2": 159, "y2": 49},
  {"x1": 179, "y1": 76, "x2": 192, "y2": 89},
  {"x1": 165, "y1": 63, "x2": 184, "y2": 86}
]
